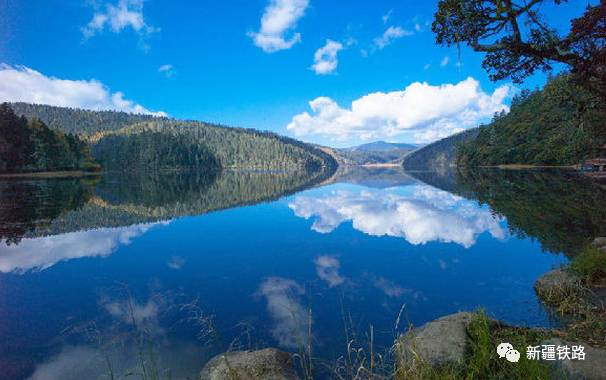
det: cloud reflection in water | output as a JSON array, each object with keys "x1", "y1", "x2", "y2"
[
  {"x1": 257, "y1": 277, "x2": 309, "y2": 349},
  {"x1": 289, "y1": 185, "x2": 505, "y2": 248},
  {"x1": 0, "y1": 222, "x2": 168, "y2": 273}
]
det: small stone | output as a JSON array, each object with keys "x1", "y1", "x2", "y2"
[
  {"x1": 397, "y1": 312, "x2": 474, "y2": 368},
  {"x1": 542, "y1": 338, "x2": 606, "y2": 380},
  {"x1": 200, "y1": 348, "x2": 299, "y2": 380}
]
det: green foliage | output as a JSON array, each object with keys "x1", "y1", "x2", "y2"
[
  {"x1": 571, "y1": 245, "x2": 606, "y2": 285},
  {"x1": 93, "y1": 120, "x2": 335, "y2": 171},
  {"x1": 432, "y1": 0, "x2": 605, "y2": 93},
  {"x1": 0, "y1": 103, "x2": 100, "y2": 173},
  {"x1": 402, "y1": 128, "x2": 479, "y2": 170},
  {"x1": 395, "y1": 310, "x2": 551, "y2": 380},
  {"x1": 457, "y1": 75, "x2": 606, "y2": 166},
  {"x1": 93, "y1": 131, "x2": 221, "y2": 171},
  {"x1": 466, "y1": 311, "x2": 551, "y2": 380},
  {"x1": 10, "y1": 103, "x2": 337, "y2": 171},
  {"x1": 9, "y1": 102, "x2": 161, "y2": 135}
]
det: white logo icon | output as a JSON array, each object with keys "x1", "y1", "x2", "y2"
[
  {"x1": 497, "y1": 343, "x2": 513, "y2": 358},
  {"x1": 497, "y1": 342, "x2": 520, "y2": 363},
  {"x1": 506, "y1": 349, "x2": 520, "y2": 363}
]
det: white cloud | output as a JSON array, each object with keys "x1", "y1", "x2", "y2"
[
  {"x1": 314, "y1": 255, "x2": 345, "y2": 287},
  {"x1": 441, "y1": 56, "x2": 450, "y2": 67},
  {"x1": 0, "y1": 64, "x2": 166, "y2": 116},
  {"x1": 257, "y1": 277, "x2": 308, "y2": 348},
  {"x1": 373, "y1": 277, "x2": 407, "y2": 297},
  {"x1": 26, "y1": 342, "x2": 206, "y2": 380},
  {"x1": 103, "y1": 296, "x2": 161, "y2": 331},
  {"x1": 373, "y1": 26, "x2": 413, "y2": 49},
  {"x1": 311, "y1": 40, "x2": 343, "y2": 75},
  {"x1": 289, "y1": 185, "x2": 506, "y2": 248},
  {"x1": 0, "y1": 222, "x2": 166, "y2": 273},
  {"x1": 286, "y1": 77, "x2": 510, "y2": 144},
  {"x1": 382, "y1": 9, "x2": 393, "y2": 24},
  {"x1": 158, "y1": 64, "x2": 175, "y2": 77},
  {"x1": 249, "y1": 0, "x2": 309, "y2": 53},
  {"x1": 82, "y1": 0, "x2": 158, "y2": 38}
]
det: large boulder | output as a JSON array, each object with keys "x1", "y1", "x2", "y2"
[
  {"x1": 200, "y1": 348, "x2": 299, "y2": 380},
  {"x1": 397, "y1": 312, "x2": 474, "y2": 368},
  {"x1": 534, "y1": 268, "x2": 582, "y2": 304},
  {"x1": 542, "y1": 338, "x2": 606, "y2": 380}
]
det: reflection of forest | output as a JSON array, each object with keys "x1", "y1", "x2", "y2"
[
  {"x1": 0, "y1": 168, "x2": 334, "y2": 244},
  {"x1": 0, "y1": 178, "x2": 98, "y2": 245},
  {"x1": 410, "y1": 168, "x2": 606, "y2": 256}
]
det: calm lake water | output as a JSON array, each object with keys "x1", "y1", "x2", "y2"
[{"x1": 1, "y1": 168, "x2": 604, "y2": 379}]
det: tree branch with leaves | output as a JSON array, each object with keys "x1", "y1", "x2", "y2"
[{"x1": 432, "y1": 0, "x2": 605, "y2": 94}]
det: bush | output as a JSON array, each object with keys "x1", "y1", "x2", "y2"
[{"x1": 571, "y1": 246, "x2": 606, "y2": 285}]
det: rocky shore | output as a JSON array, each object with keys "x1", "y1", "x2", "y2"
[{"x1": 199, "y1": 238, "x2": 606, "y2": 379}]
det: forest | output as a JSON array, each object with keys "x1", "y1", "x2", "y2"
[
  {"x1": 457, "y1": 75, "x2": 606, "y2": 166},
  {"x1": 8, "y1": 102, "x2": 162, "y2": 134},
  {"x1": 402, "y1": 128, "x2": 479, "y2": 170},
  {"x1": 0, "y1": 103, "x2": 100, "y2": 173},
  {"x1": 403, "y1": 0, "x2": 606, "y2": 169},
  {"x1": 9, "y1": 103, "x2": 337, "y2": 172}
]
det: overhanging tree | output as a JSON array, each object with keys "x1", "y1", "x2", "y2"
[{"x1": 432, "y1": 0, "x2": 605, "y2": 95}]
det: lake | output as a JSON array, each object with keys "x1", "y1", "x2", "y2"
[{"x1": 1, "y1": 167, "x2": 604, "y2": 379}]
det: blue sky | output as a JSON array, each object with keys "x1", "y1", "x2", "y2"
[{"x1": 0, "y1": 0, "x2": 596, "y2": 147}]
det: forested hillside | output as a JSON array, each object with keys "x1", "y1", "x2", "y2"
[
  {"x1": 429, "y1": 0, "x2": 605, "y2": 168},
  {"x1": 457, "y1": 75, "x2": 606, "y2": 166},
  {"x1": 93, "y1": 131, "x2": 221, "y2": 171},
  {"x1": 402, "y1": 128, "x2": 479, "y2": 170},
  {"x1": 9, "y1": 102, "x2": 161, "y2": 134},
  {"x1": 0, "y1": 104, "x2": 99, "y2": 173},
  {"x1": 9, "y1": 103, "x2": 337, "y2": 171}
]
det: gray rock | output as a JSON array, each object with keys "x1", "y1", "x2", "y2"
[
  {"x1": 397, "y1": 312, "x2": 474, "y2": 367},
  {"x1": 535, "y1": 268, "x2": 582, "y2": 304},
  {"x1": 542, "y1": 338, "x2": 606, "y2": 380},
  {"x1": 592, "y1": 237, "x2": 606, "y2": 253},
  {"x1": 592, "y1": 237, "x2": 606, "y2": 249},
  {"x1": 200, "y1": 348, "x2": 299, "y2": 380}
]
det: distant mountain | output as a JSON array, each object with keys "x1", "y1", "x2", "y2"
[
  {"x1": 346, "y1": 141, "x2": 418, "y2": 152},
  {"x1": 402, "y1": 129, "x2": 479, "y2": 170},
  {"x1": 9, "y1": 103, "x2": 337, "y2": 172},
  {"x1": 331, "y1": 141, "x2": 418, "y2": 165}
]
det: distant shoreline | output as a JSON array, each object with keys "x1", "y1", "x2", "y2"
[
  {"x1": 485, "y1": 164, "x2": 577, "y2": 170},
  {"x1": 0, "y1": 170, "x2": 101, "y2": 179}
]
